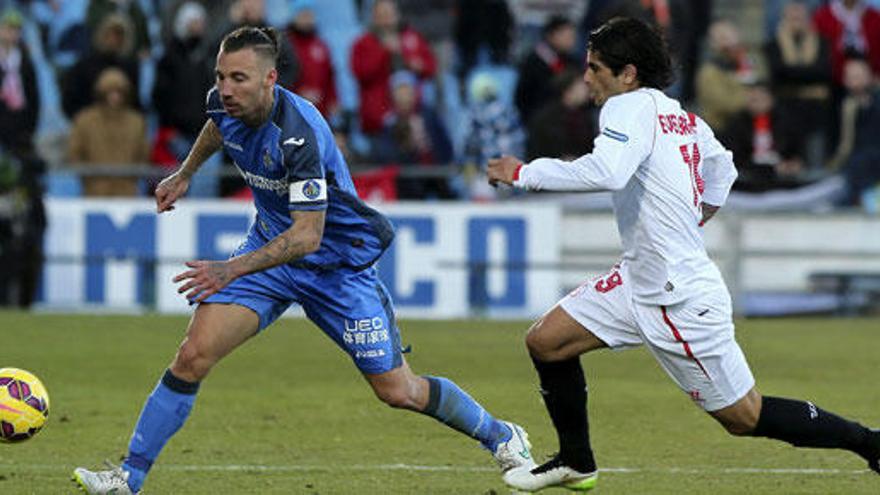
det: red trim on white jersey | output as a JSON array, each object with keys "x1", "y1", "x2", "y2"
[
  {"x1": 661, "y1": 306, "x2": 711, "y2": 380},
  {"x1": 512, "y1": 163, "x2": 523, "y2": 182}
]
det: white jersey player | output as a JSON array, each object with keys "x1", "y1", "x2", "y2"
[
  {"x1": 488, "y1": 17, "x2": 879, "y2": 494},
  {"x1": 520, "y1": 86, "x2": 734, "y2": 307}
]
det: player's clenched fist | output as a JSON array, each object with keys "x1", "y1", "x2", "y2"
[{"x1": 487, "y1": 155, "x2": 523, "y2": 187}]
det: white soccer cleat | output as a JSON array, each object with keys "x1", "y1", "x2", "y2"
[
  {"x1": 493, "y1": 421, "x2": 536, "y2": 472},
  {"x1": 72, "y1": 461, "x2": 139, "y2": 494},
  {"x1": 503, "y1": 455, "x2": 598, "y2": 492}
]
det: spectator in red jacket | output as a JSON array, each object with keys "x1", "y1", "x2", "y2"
[
  {"x1": 285, "y1": 0, "x2": 337, "y2": 118},
  {"x1": 351, "y1": 0, "x2": 437, "y2": 135},
  {"x1": 813, "y1": 0, "x2": 880, "y2": 85}
]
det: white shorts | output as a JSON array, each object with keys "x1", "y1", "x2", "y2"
[{"x1": 559, "y1": 262, "x2": 755, "y2": 411}]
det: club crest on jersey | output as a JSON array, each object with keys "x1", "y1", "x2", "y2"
[
  {"x1": 602, "y1": 127, "x2": 629, "y2": 143},
  {"x1": 290, "y1": 178, "x2": 327, "y2": 203},
  {"x1": 262, "y1": 148, "x2": 274, "y2": 169},
  {"x1": 302, "y1": 179, "x2": 321, "y2": 200}
]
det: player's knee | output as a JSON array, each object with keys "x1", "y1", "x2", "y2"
[
  {"x1": 525, "y1": 320, "x2": 556, "y2": 361},
  {"x1": 171, "y1": 341, "x2": 214, "y2": 382}
]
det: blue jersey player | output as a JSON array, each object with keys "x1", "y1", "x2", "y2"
[{"x1": 73, "y1": 27, "x2": 534, "y2": 494}]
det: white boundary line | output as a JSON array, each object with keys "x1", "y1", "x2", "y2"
[{"x1": 0, "y1": 463, "x2": 872, "y2": 475}]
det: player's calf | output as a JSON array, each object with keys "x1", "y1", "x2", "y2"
[{"x1": 752, "y1": 395, "x2": 879, "y2": 471}]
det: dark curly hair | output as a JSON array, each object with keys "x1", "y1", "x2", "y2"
[
  {"x1": 588, "y1": 17, "x2": 674, "y2": 90},
  {"x1": 220, "y1": 26, "x2": 279, "y2": 65}
]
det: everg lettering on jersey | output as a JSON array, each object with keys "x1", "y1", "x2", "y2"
[{"x1": 658, "y1": 113, "x2": 696, "y2": 136}]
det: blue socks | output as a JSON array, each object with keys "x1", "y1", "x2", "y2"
[
  {"x1": 421, "y1": 376, "x2": 511, "y2": 451},
  {"x1": 122, "y1": 369, "x2": 199, "y2": 492},
  {"x1": 119, "y1": 372, "x2": 509, "y2": 491}
]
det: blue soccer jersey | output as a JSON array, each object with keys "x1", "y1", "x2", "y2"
[
  {"x1": 206, "y1": 85, "x2": 394, "y2": 270},
  {"x1": 203, "y1": 85, "x2": 402, "y2": 374}
]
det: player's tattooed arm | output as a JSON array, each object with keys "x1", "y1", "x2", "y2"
[
  {"x1": 173, "y1": 210, "x2": 325, "y2": 302},
  {"x1": 229, "y1": 210, "x2": 326, "y2": 276},
  {"x1": 179, "y1": 120, "x2": 223, "y2": 179}
]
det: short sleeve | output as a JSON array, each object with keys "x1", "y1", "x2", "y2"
[
  {"x1": 283, "y1": 115, "x2": 327, "y2": 211},
  {"x1": 205, "y1": 87, "x2": 225, "y2": 127}
]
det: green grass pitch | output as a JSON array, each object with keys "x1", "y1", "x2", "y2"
[{"x1": 0, "y1": 312, "x2": 878, "y2": 494}]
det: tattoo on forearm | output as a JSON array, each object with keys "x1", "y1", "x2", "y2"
[
  {"x1": 209, "y1": 263, "x2": 234, "y2": 286},
  {"x1": 235, "y1": 229, "x2": 316, "y2": 275},
  {"x1": 181, "y1": 121, "x2": 223, "y2": 177}
]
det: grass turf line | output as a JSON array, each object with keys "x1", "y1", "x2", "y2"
[{"x1": 0, "y1": 313, "x2": 878, "y2": 494}]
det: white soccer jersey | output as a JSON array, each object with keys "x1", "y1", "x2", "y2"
[{"x1": 515, "y1": 88, "x2": 738, "y2": 305}]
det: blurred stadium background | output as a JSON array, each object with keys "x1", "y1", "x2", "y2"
[{"x1": 0, "y1": 0, "x2": 879, "y2": 493}]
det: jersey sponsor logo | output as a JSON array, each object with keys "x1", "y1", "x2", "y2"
[
  {"x1": 344, "y1": 318, "x2": 391, "y2": 348},
  {"x1": 602, "y1": 127, "x2": 629, "y2": 142},
  {"x1": 355, "y1": 349, "x2": 386, "y2": 359},
  {"x1": 224, "y1": 140, "x2": 243, "y2": 151},
  {"x1": 345, "y1": 317, "x2": 386, "y2": 332},
  {"x1": 234, "y1": 162, "x2": 288, "y2": 196},
  {"x1": 283, "y1": 136, "x2": 306, "y2": 147},
  {"x1": 289, "y1": 178, "x2": 327, "y2": 203}
]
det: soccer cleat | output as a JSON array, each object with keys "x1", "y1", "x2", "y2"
[
  {"x1": 72, "y1": 461, "x2": 140, "y2": 494},
  {"x1": 493, "y1": 421, "x2": 536, "y2": 472},
  {"x1": 503, "y1": 454, "x2": 598, "y2": 492}
]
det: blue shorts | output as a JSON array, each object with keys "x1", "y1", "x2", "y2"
[{"x1": 203, "y1": 234, "x2": 404, "y2": 374}]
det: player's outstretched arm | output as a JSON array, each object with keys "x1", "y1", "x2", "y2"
[
  {"x1": 227, "y1": 210, "x2": 326, "y2": 276},
  {"x1": 491, "y1": 98, "x2": 653, "y2": 192},
  {"x1": 155, "y1": 120, "x2": 223, "y2": 213},
  {"x1": 173, "y1": 210, "x2": 326, "y2": 302}
]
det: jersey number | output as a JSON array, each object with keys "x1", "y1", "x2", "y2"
[
  {"x1": 679, "y1": 143, "x2": 704, "y2": 206},
  {"x1": 594, "y1": 270, "x2": 623, "y2": 293}
]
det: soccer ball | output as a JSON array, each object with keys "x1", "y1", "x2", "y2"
[{"x1": 0, "y1": 367, "x2": 50, "y2": 443}]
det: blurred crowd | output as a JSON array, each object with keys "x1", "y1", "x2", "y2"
[{"x1": 0, "y1": 0, "x2": 877, "y2": 209}]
